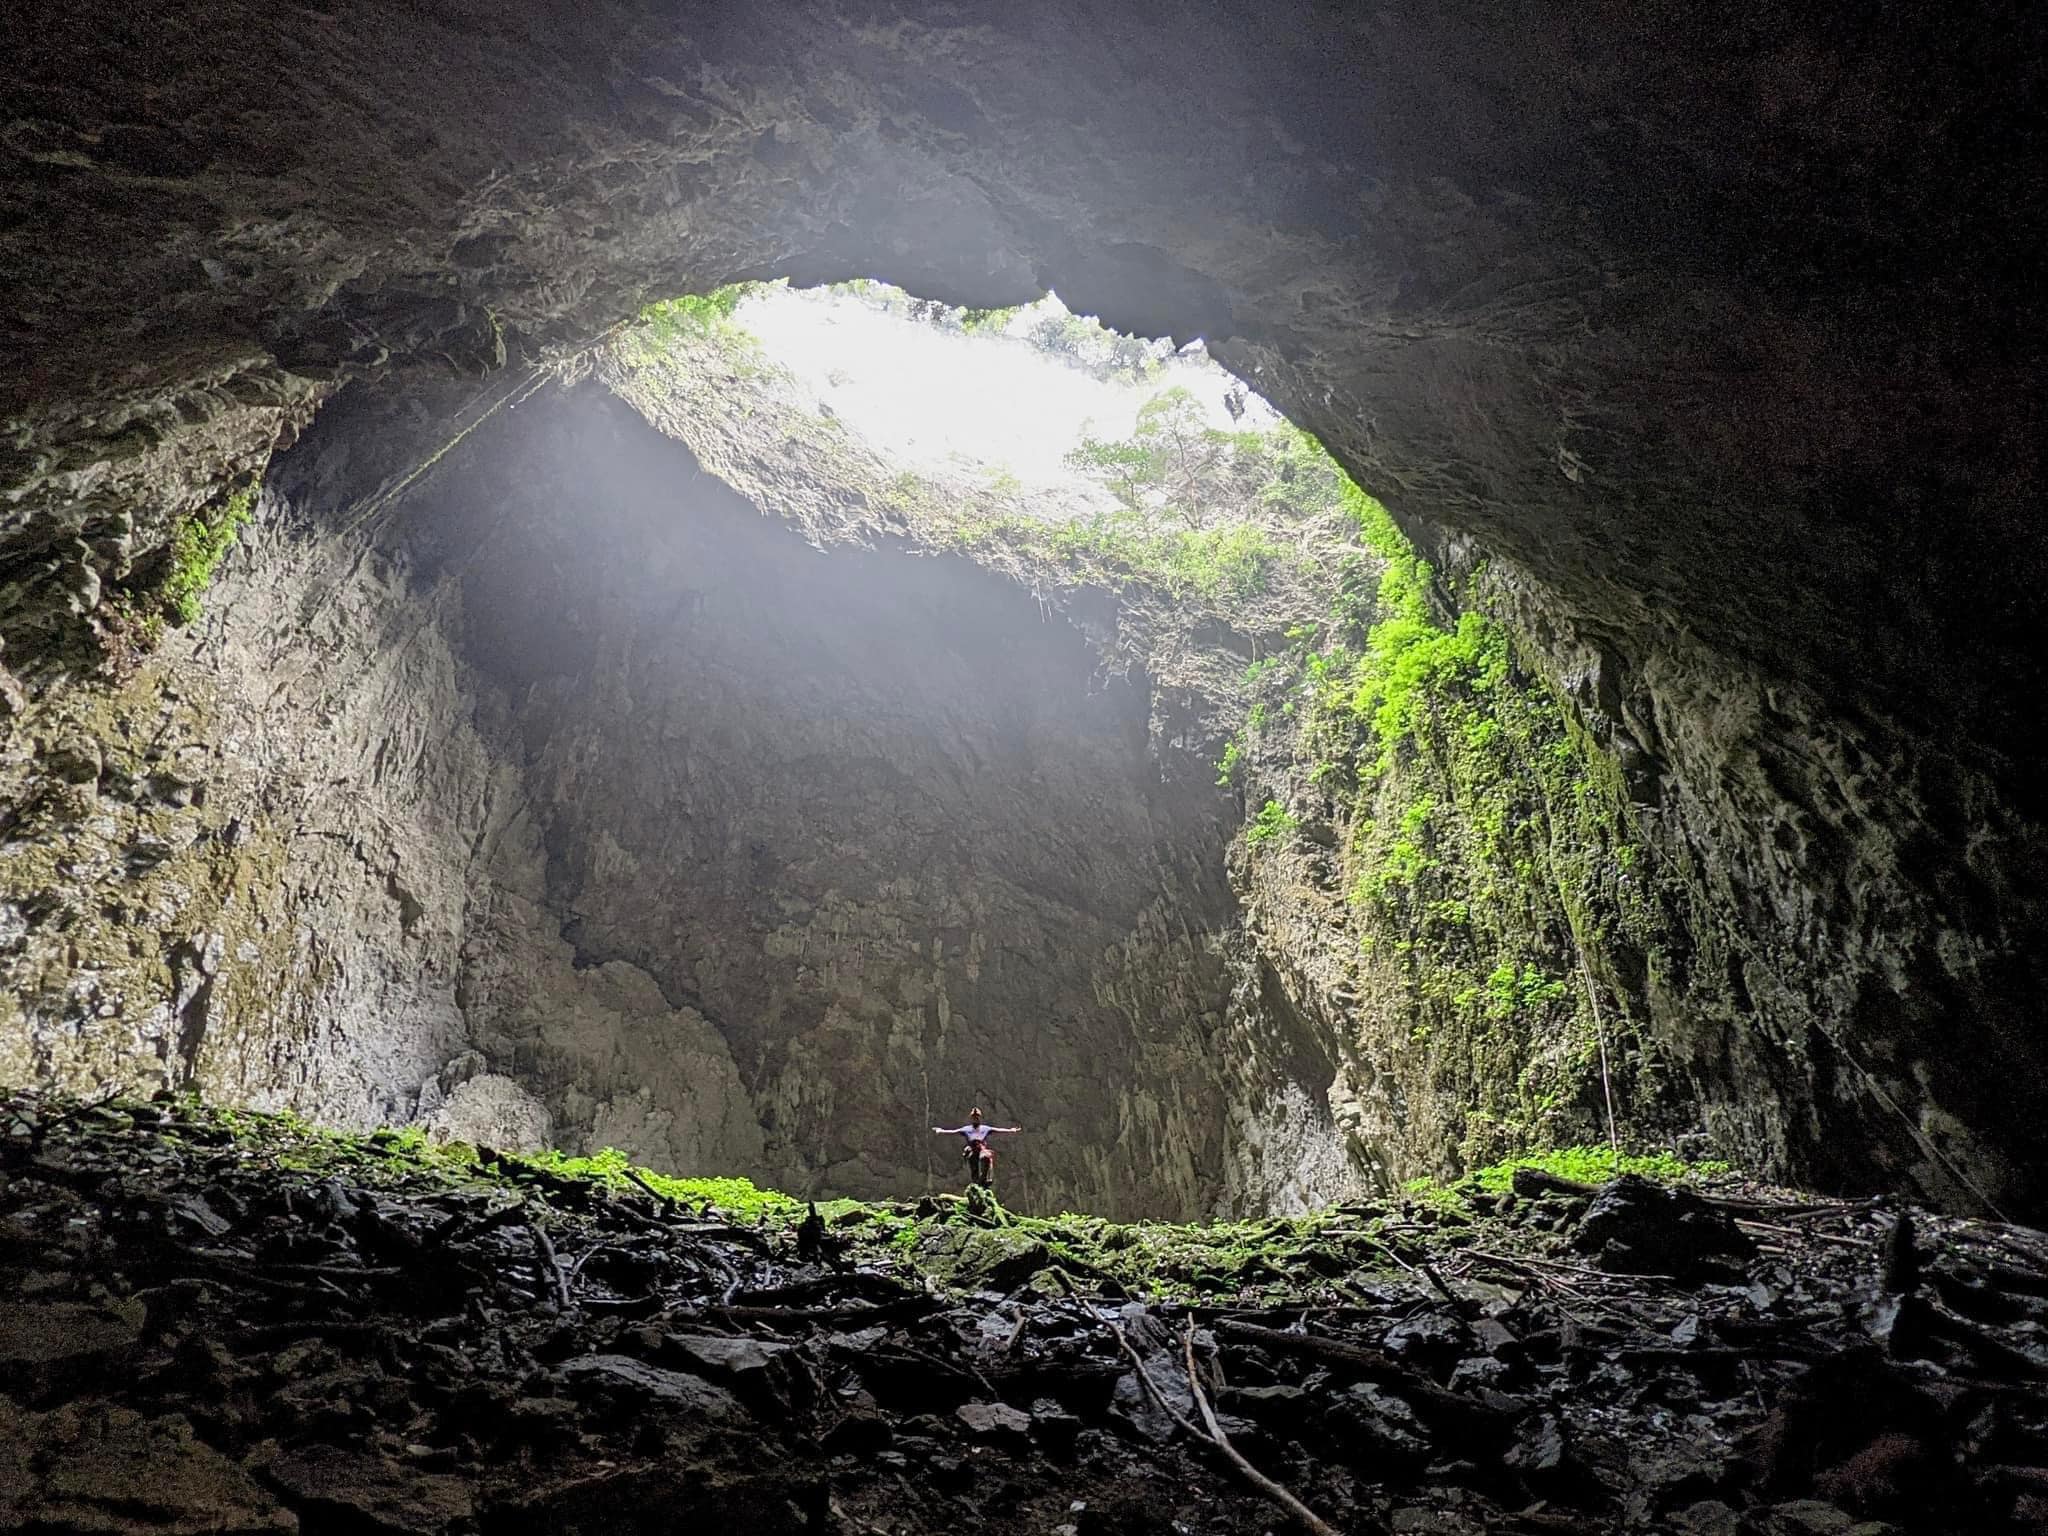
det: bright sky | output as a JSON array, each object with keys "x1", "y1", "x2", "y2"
[{"x1": 733, "y1": 286, "x2": 1278, "y2": 503}]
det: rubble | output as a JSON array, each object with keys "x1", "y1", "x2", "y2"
[{"x1": 5, "y1": 1091, "x2": 2048, "y2": 1533}]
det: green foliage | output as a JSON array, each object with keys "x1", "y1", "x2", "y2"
[
  {"x1": 1024, "y1": 310, "x2": 1172, "y2": 381},
  {"x1": 1483, "y1": 962, "x2": 1571, "y2": 1020},
  {"x1": 1247, "y1": 798, "x2": 1299, "y2": 845},
  {"x1": 959, "y1": 304, "x2": 1022, "y2": 333},
  {"x1": 1215, "y1": 738, "x2": 1243, "y2": 787},
  {"x1": 1067, "y1": 389, "x2": 1347, "y2": 534},
  {"x1": 1251, "y1": 467, "x2": 1686, "y2": 1161},
  {"x1": 1466, "y1": 1145, "x2": 1731, "y2": 1193},
  {"x1": 161, "y1": 488, "x2": 255, "y2": 625},
  {"x1": 1045, "y1": 510, "x2": 1283, "y2": 601},
  {"x1": 639, "y1": 282, "x2": 762, "y2": 338}
]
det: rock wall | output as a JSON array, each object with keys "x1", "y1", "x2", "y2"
[
  {"x1": 5, "y1": 373, "x2": 1356, "y2": 1218},
  {"x1": 428, "y1": 381, "x2": 1329, "y2": 1216}
]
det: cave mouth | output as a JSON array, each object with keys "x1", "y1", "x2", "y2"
[
  {"x1": 393, "y1": 279, "x2": 1382, "y2": 1222},
  {"x1": 5, "y1": 278, "x2": 1397, "y2": 1222},
  {"x1": 0, "y1": 271, "x2": 1731, "y2": 1223}
]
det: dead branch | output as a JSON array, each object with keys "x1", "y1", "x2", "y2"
[
  {"x1": 526, "y1": 1214, "x2": 573, "y2": 1310},
  {"x1": 1182, "y1": 1321, "x2": 1343, "y2": 1536},
  {"x1": 1110, "y1": 1319, "x2": 1350, "y2": 1536}
]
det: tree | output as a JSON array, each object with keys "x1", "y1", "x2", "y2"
[{"x1": 1068, "y1": 387, "x2": 1333, "y2": 530}]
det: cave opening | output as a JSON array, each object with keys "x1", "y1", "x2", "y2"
[
  {"x1": 6, "y1": 265, "x2": 1707, "y2": 1225},
  {"x1": 4, "y1": 274, "x2": 1413, "y2": 1223},
  {"x1": 8, "y1": 9, "x2": 2048, "y2": 1529}
]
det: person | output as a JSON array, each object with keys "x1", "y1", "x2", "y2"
[{"x1": 931, "y1": 1107, "x2": 1020, "y2": 1187}]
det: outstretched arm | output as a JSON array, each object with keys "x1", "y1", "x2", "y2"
[
  {"x1": 991, "y1": 1126, "x2": 1022, "y2": 1135},
  {"x1": 932, "y1": 1125, "x2": 966, "y2": 1135}
]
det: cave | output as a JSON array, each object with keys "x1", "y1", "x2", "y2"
[
  {"x1": 6, "y1": 0, "x2": 2041, "y2": 1217},
  {"x1": 4, "y1": 5, "x2": 2047, "y2": 1530}
]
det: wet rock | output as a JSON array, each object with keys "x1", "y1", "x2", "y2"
[
  {"x1": 1390, "y1": 1511, "x2": 1464, "y2": 1534},
  {"x1": 1109, "y1": 1334, "x2": 1196, "y2": 1448},
  {"x1": 487, "y1": 1466, "x2": 819, "y2": 1536},
  {"x1": 1573, "y1": 1175, "x2": 1756, "y2": 1280},
  {"x1": 1383, "y1": 1311, "x2": 1471, "y2": 1375},
  {"x1": 0, "y1": 1296, "x2": 144, "y2": 1366},
  {"x1": 0, "y1": 1296, "x2": 145, "y2": 1399},
  {"x1": 10, "y1": 1403, "x2": 295, "y2": 1534},
  {"x1": 1668, "y1": 1501, "x2": 1744, "y2": 1536},
  {"x1": 647, "y1": 1331, "x2": 797, "y2": 1412},
  {"x1": 554, "y1": 1355, "x2": 740, "y2": 1421},
  {"x1": 1446, "y1": 1355, "x2": 1513, "y2": 1394},
  {"x1": 1504, "y1": 1412, "x2": 1567, "y2": 1476},
  {"x1": 1221, "y1": 1381, "x2": 1311, "y2": 1423},
  {"x1": 821, "y1": 1410, "x2": 894, "y2": 1455},
  {"x1": 260, "y1": 1443, "x2": 473, "y2": 1535},
  {"x1": 1027, "y1": 1396, "x2": 1083, "y2": 1454},
  {"x1": 956, "y1": 1399, "x2": 1032, "y2": 1437},
  {"x1": 1342, "y1": 1381, "x2": 1430, "y2": 1462},
  {"x1": 656, "y1": 1331, "x2": 791, "y2": 1382},
  {"x1": 1761, "y1": 1501, "x2": 1893, "y2": 1535}
]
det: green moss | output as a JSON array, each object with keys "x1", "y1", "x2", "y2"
[
  {"x1": 1467, "y1": 1145, "x2": 1730, "y2": 1193},
  {"x1": 58, "y1": 1095, "x2": 1754, "y2": 1313},
  {"x1": 639, "y1": 282, "x2": 763, "y2": 335},
  {"x1": 1247, "y1": 470, "x2": 1696, "y2": 1167}
]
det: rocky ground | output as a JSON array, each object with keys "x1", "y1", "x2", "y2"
[{"x1": 6, "y1": 1092, "x2": 2048, "y2": 1535}]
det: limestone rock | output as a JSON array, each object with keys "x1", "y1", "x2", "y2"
[{"x1": 424, "y1": 1073, "x2": 552, "y2": 1151}]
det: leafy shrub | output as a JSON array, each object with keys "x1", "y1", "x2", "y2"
[{"x1": 1247, "y1": 799, "x2": 1299, "y2": 844}]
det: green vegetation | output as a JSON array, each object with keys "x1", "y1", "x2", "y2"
[
  {"x1": 1246, "y1": 798, "x2": 1299, "y2": 844},
  {"x1": 958, "y1": 304, "x2": 1023, "y2": 333},
  {"x1": 1225, "y1": 458, "x2": 1688, "y2": 1167},
  {"x1": 942, "y1": 388, "x2": 1354, "y2": 607},
  {"x1": 119, "y1": 1096, "x2": 1742, "y2": 1310},
  {"x1": 1067, "y1": 389, "x2": 1345, "y2": 532},
  {"x1": 1466, "y1": 1145, "x2": 1730, "y2": 1193},
  {"x1": 1045, "y1": 511, "x2": 1285, "y2": 602},
  {"x1": 623, "y1": 283, "x2": 782, "y2": 381},
  {"x1": 606, "y1": 270, "x2": 1686, "y2": 1180},
  {"x1": 160, "y1": 487, "x2": 255, "y2": 625},
  {"x1": 637, "y1": 281, "x2": 767, "y2": 341}
]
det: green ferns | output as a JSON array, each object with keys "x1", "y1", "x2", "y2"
[
  {"x1": 1247, "y1": 798, "x2": 1300, "y2": 844},
  {"x1": 1246, "y1": 474, "x2": 1684, "y2": 1167},
  {"x1": 162, "y1": 487, "x2": 255, "y2": 625}
]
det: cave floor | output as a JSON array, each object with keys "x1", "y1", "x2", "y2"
[{"x1": 4, "y1": 1096, "x2": 2047, "y2": 1535}]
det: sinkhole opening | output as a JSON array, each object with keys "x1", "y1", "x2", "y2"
[{"x1": 11, "y1": 275, "x2": 1693, "y2": 1226}]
